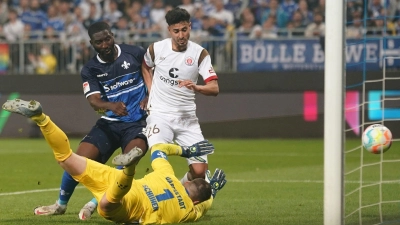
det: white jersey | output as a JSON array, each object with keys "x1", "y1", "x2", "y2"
[{"x1": 143, "y1": 38, "x2": 217, "y2": 116}]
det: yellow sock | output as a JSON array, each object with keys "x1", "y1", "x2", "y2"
[
  {"x1": 33, "y1": 114, "x2": 72, "y2": 162},
  {"x1": 106, "y1": 171, "x2": 135, "y2": 203},
  {"x1": 151, "y1": 143, "x2": 182, "y2": 155}
]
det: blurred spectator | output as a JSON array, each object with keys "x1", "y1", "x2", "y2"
[
  {"x1": 346, "y1": 0, "x2": 363, "y2": 23},
  {"x1": 4, "y1": 8, "x2": 24, "y2": 73},
  {"x1": 259, "y1": 0, "x2": 289, "y2": 28},
  {"x1": 249, "y1": 0, "x2": 269, "y2": 21},
  {"x1": 151, "y1": 4, "x2": 173, "y2": 39},
  {"x1": 0, "y1": 0, "x2": 8, "y2": 25},
  {"x1": 296, "y1": 0, "x2": 313, "y2": 26},
  {"x1": 15, "y1": 0, "x2": 29, "y2": 15},
  {"x1": 179, "y1": 0, "x2": 196, "y2": 16},
  {"x1": 209, "y1": 0, "x2": 234, "y2": 28},
  {"x1": 3, "y1": 8, "x2": 24, "y2": 41},
  {"x1": 82, "y1": 2, "x2": 102, "y2": 30},
  {"x1": 369, "y1": 0, "x2": 383, "y2": 18},
  {"x1": 58, "y1": 0, "x2": 75, "y2": 28},
  {"x1": 127, "y1": 2, "x2": 152, "y2": 40},
  {"x1": 103, "y1": 0, "x2": 123, "y2": 26},
  {"x1": 281, "y1": 0, "x2": 298, "y2": 19},
  {"x1": 150, "y1": 0, "x2": 165, "y2": 25},
  {"x1": 112, "y1": 16, "x2": 131, "y2": 42},
  {"x1": 304, "y1": 12, "x2": 325, "y2": 37},
  {"x1": 79, "y1": 0, "x2": 102, "y2": 20},
  {"x1": 313, "y1": 0, "x2": 325, "y2": 16},
  {"x1": 237, "y1": 7, "x2": 260, "y2": 37},
  {"x1": 46, "y1": 4, "x2": 64, "y2": 32},
  {"x1": 306, "y1": 0, "x2": 319, "y2": 10},
  {"x1": 27, "y1": 44, "x2": 57, "y2": 75},
  {"x1": 346, "y1": 17, "x2": 364, "y2": 39},
  {"x1": 225, "y1": 0, "x2": 245, "y2": 27},
  {"x1": 286, "y1": 11, "x2": 306, "y2": 36},
  {"x1": 190, "y1": 7, "x2": 205, "y2": 38},
  {"x1": 259, "y1": 15, "x2": 278, "y2": 38},
  {"x1": 366, "y1": 16, "x2": 395, "y2": 36},
  {"x1": 201, "y1": 0, "x2": 216, "y2": 15},
  {"x1": 20, "y1": 0, "x2": 48, "y2": 38}
]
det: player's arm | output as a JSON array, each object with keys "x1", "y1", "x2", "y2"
[
  {"x1": 178, "y1": 49, "x2": 219, "y2": 96},
  {"x1": 87, "y1": 93, "x2": 128, "y2": 116},
  {"x1": 150, "y1": 140, "x2": 214, "y2": 173},
  {"x1": 142, "y1": 43, "x2": 155, "y2": 94},
  {"x1": 150, "y1": 140, "x2": 214, "y2": 158}
]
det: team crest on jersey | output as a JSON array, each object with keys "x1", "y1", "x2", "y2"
[
  {"x1": 185, "y1": 56, "x2": 194, "y2": 66},
  {"x1": 121, "y1": 61, "x2": 130, "y2": 69},
  {"x1": 83, "y1": 82, "x2": 90, "y2": 94}
]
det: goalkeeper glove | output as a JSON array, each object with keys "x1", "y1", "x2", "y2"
[
  {"x1": 181, "y1": 140, "x2": 214, "y2": 158},
  {"x1": 206, "y1": 168, "x2": 227, "y2": 198}
]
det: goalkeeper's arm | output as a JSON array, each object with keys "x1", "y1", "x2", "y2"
[{"x1": 150, "y1": 140, "x2": 214, "y2": 158}]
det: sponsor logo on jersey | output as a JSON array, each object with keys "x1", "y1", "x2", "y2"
[
  {"x1": 83, "y1": 82, "x2": 90, "y2": 94},
  {"x1": 103, "y1": 78, "x2": 136, "y2": 92},
  {"x1": 159, "y1": 75, "x2": 179, "y2": 86},
  {"x1": 169, "y1": 68, "x2": 179, "y2": 78},
  {"x1": 96, "y1": 73, "x2": 108, "y2": 77},
  {"x1": 185, "y1": 56, "x2": 194, "y2": 66},
  {"x1": 121, "y1": 61, "x2": 130, "y2": 69}
]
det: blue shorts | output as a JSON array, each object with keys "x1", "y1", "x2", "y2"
[{"x1": 81, "y1": 118, "x2": 147, "y2": 164}]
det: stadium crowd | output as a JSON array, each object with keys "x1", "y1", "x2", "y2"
[{"x1": 0, "y1": 0, "x2": 399, "y2": 74}]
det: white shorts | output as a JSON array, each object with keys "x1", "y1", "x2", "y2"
[{"x1": 145, "y1": 112, "x2": 208, "y2": 165}]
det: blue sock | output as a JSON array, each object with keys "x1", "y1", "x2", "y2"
[
  {"x1": 90, "y1": 197, "x2": 98, "y2": 206},
  {"x1": 58, "y1": 171, "x2": 79, "y2": 205}
]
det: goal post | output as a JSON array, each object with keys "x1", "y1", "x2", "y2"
[{"x1": 323, "y1": 0, "x2": 345, "y2": 225}]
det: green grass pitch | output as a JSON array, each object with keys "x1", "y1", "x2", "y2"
[{"x1": 0, "y1": 138, "x2": 399, "y2": 225}]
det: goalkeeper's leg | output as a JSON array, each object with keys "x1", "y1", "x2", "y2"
[{"x1": 2, "y1": 99, "x2": 87, "y2": 176}]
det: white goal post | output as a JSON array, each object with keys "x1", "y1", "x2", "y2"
[{"x1": 324, "y1": 0, "x2": 345, "y2": 225}]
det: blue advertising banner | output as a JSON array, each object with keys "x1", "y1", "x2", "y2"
[{"x1": 236, "y1": 38, "x2": 400, "y2": 71}]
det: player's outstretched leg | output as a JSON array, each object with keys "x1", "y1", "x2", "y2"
[
  {"x1": 104, "y1": 147, "x2": 143, "y2": 205},
  {"x1": 2, "y1": 99, "x2": 42, "y2": 118}
]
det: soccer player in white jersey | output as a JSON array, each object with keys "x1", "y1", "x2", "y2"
[{"x1": 142, "y1": 7, "x2": 220, "y2": 185}]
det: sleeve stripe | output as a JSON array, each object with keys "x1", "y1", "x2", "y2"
[
  {"x1": 151, "y1": 150, "x2": 168, "y2": 162},
  {"x1": 204, "y1": 76, "x2": 218, "y2": 83},
  {"x1": 142, "y1": 59, "x2": 152, "y2": 69}
]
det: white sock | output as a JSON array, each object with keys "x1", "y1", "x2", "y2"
[{"x1": 180, "y1": 172, "x2": 189, "y2": 184}]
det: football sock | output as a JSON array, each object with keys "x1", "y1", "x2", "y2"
[
  {"x1": 31, "y1": 113, "x2": 49, "y2": 126},
  {"x1": 33, "y1": 115, "x2": 72, "y2": 161},
  {"x1": 105, "y1": 169, "x2": 135, "y2": 203},
  {"x1": 180, "y1": 172, "x2": 190, "y2": 184},
  {"x1": 89, "y1": 198, "x2": 98, "y2": 206},
  {"x1": 58, "y1": 171, "x2": 79, "y2": 205}
]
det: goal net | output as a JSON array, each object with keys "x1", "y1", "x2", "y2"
[{"x1": 343, "y1": 0, "x2": 400, "y2": 224}]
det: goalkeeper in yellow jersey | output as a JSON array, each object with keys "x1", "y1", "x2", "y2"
[{"x1": 2, "y1": 99, "x2": 227, "y2": 224}]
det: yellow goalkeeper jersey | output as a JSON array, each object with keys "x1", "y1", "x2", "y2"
[{"x1": 133, "y1": 156, "x2": 212, "y2": 224}]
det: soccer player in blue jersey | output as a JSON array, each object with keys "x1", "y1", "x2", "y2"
[
  {"x1": 3, "y1": 99, "x2": 226, "y2": 224},
  {"x1": 33, "y1": 21, "x2": 149, "y2": 220}
]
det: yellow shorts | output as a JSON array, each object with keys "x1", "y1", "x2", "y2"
[{"x1": 72, "y1": 159, "x2": 145, "y2": 223}]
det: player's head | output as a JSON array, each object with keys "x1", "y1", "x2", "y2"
[
  {"x1": 184, "y1": 178, "x2": 212, "y2": 204},
  {"x1": 88, "y1": 21, "x2": 116, "y2": 62},
  {"x1": 165, "y1": 7, "x2": 191, "y2": 51}
]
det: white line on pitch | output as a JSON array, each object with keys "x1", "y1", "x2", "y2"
[{"x1": 1, "y1": 179, "x2": 399, "y2": 196}]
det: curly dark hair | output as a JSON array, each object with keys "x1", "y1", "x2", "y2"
[
  {"x1": 165, "y1": 7, "x2": 191, "y2": 26},
  {"x1": 88, "y1": 21, "x2": 111, "y2": 39}
]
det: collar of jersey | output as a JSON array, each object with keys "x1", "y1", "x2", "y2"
[{"x1": 96, "y1": 44, "x2": 121, "y2": 63}]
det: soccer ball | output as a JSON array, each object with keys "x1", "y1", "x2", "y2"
[{"x1": 362, "y1": 124, "x2": 392, "y2": 154}]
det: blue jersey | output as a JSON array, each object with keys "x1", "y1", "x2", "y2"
[{"x1": 81, "y1": 44, "x2": 147, "y2": 122}]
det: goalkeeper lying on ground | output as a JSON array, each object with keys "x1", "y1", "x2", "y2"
[{"x1": 2, "y1": 99, "x2": 227, "y2": 224}]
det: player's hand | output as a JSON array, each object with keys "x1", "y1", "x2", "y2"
[
  {"x1": 110, "y1": 102, "x2": 128, "y2": 116},
  {"x1": 140, "y1": 96, "x2": 148, "y2": 110},
  {"x1": 180, "y1": 140, "x2": 214, "y2": 158},
  {"x1": 178, "y1": 80, "x2": 200, "y2": 92},
  {"x1": 206, "y1": 168, "x2": 227, "y2": 198}
]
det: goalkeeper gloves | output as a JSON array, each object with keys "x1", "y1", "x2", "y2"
[
  {"x1": 181, "y1": 140, "x2": 214, "y2": 158},
  {"x1": 206, "y1": 168, "x2": 227, "y2": 198}
]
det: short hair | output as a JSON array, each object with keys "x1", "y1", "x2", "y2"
[
  {"x1": 88, "y1": 21, "x2": 111, "y2": 39},
  {"x1": 165, "y1": 7, "x2": 191, "y2": 26},
  {"x1": 191, "y1": 178, "x2": 212, "y2": 202}
]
